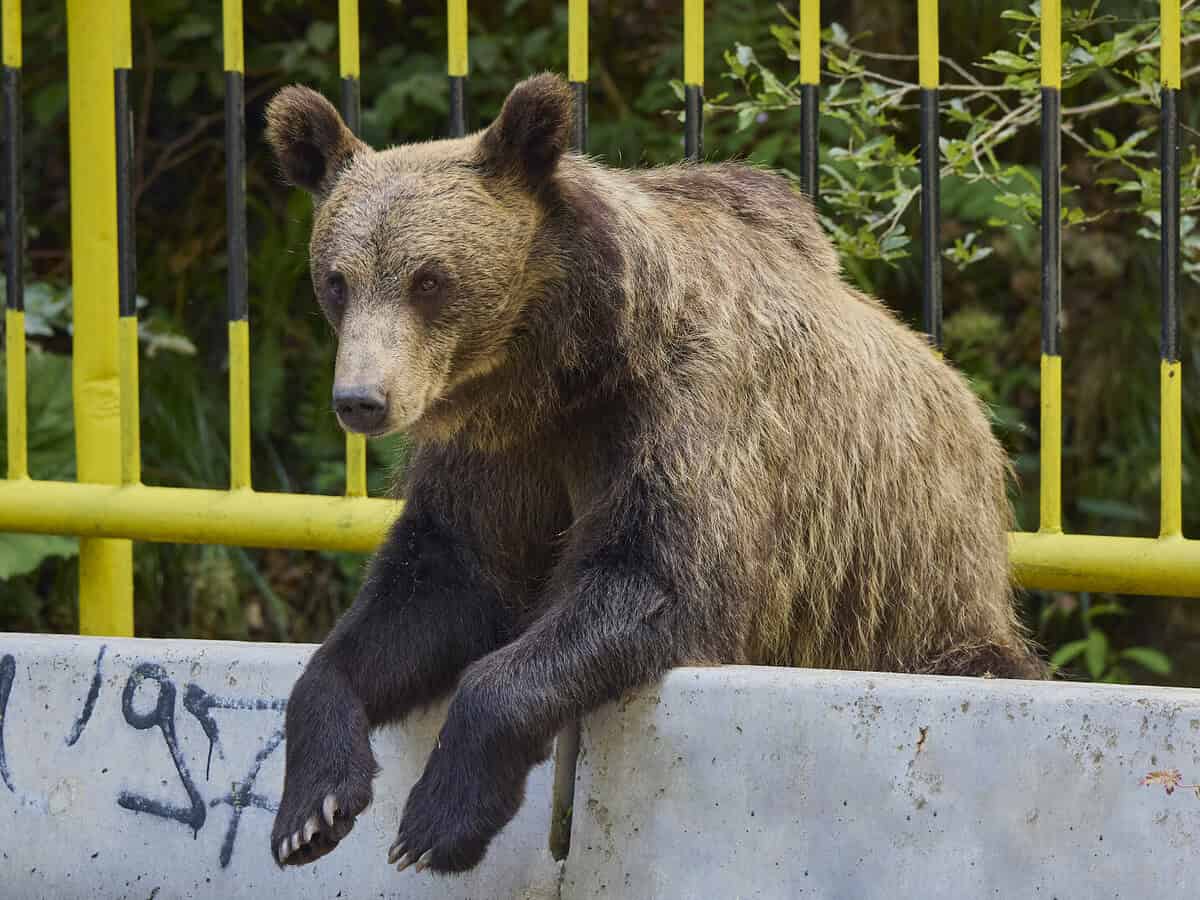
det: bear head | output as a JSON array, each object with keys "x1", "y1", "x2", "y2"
[{"x1": 265, "y1": 73, "x2": 575, "y2": 441}]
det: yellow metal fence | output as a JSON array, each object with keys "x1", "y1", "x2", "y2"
[{"x1": 0, "y1": 1, "x2": 1195, "y2": 639}]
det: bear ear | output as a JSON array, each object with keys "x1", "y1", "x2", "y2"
[
  {"x1": 265, "y1": 85, "x2": 364, "y2": 196},
  {"x1": 478, "y1": 73, "x2": 573, "y2": 188}
]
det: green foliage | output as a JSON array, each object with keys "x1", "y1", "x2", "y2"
[
  {"x1": 1043, "y1": 596, "x2": 1174, "y2": 683},
  {"x1": 712, "y1": 2, "x2": 1200, "y2": 280},
  {"x1": 0, "y1": 347, "x2": 78, "y2": 579}
]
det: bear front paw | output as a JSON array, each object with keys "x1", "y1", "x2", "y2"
[
  {"x1": 389, "y1": 750, "x2": 519, "y2": 875},
  {"x1": 271, "y1": 763, "x2": 373, "y2": 867}
]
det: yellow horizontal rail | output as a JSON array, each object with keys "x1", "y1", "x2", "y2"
[
  {"x1": 0, "y1": 479, "x2": 1194, "y2": 596},
  {"x1": 1009, "y1": 532, "x2": 1198, "y2": 597},
  {"x1": 0, "y1": 480, "x2": 399, "y2": 553}
]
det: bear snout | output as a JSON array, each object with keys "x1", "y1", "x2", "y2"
[{"x1": 332, "y1": 384, "x2": 389, "y2": 434}]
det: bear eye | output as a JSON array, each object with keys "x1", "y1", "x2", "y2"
[
  {"x1": 407, "y1": 264, "x2": 449, "y2": 317},
  {"x1": 325, "y1": 271, "x2": 347, "y2": 314}
]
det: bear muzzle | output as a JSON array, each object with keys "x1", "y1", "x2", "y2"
[{"x1": 332, "y1": 384, "x2": 389, "y2": 434}]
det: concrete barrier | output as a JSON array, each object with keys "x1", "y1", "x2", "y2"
[
  {"x1": 564, "y1": 667, "x2": 1200, "y2": 899},
  {"x1": 0, "y1": 634, "x2": 560, "y2": 900},
  {"x1": 3, "y1": 635, "x2": 1199, "y2": 899}
]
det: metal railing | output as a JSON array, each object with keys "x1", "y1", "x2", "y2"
[{"x1": 0, "y1": 0, "x2": 1194, "y2": 638}]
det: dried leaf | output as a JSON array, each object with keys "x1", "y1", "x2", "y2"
[{"x1": 1141, "y1": 769, "x2": 1183, "y2": 795}]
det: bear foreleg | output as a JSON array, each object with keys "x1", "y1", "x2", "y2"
[
  {"x1": 271, "y1": 502, "x2": 515, "y2": 868},
  {"x1": 389, "y1": 549, "x2": 709, "y2": 875}
]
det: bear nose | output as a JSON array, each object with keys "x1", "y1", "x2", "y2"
[{"x1": 332, "y1": 385, "x2": 388, "y2": 433}]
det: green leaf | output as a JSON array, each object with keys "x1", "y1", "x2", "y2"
[
  {"x1": 1094, "y1": 128, "x2": 1117, "y2": 150},
  {"x1": 759, "y1": 68, "x2": 789, "y2": 101},
  {"x1": 306, "y1": 22, "x2": 337, "y2": 53},
  {"x1": 724, "y1": 48, "x2": 747, "y2": 78},
  {"x1": 979, "y1": 50, "x2": 1039, "y2": 73},
  {"x1": 167, "y1": 71, "x2": 199, "y2": 107},
  {"x1": 172, "y1": 20, "x2": 214, "y2": 41},
  {"x1": 1086, "y1": 630, "x2": 1110, "y2": 680},
  {"x1": 735, "y1": 43, "x2": 758, "y2": 69},
  {"x1": 1050, "y1": 639, "x2": 1088, "y2": 668},
  {"x1": 0, "y1": 533, "x2": 79, "y2": 579},
  {"x1": 1119, "y1": 647, "x2": 1172, "y2": 675},
  {"x1": 1, "y1": 348, "x2": 76, "y2": 482},
  {"x1": 1084, "y1": 602, "x2": 1127, "y2": 622}
]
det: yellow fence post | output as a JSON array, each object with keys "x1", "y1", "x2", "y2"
[
  {"x1": 798, "y1": 0, "x2": 820, "y2": 198},
  {"x1": 683, "y1": 0, "x2": 704, "y2": 159},
  {"x1": 1038, "y1": 0, "x2": 1063, "y2": 536},
  {"x1": 339, "y1": 0, "x2": 368, "y2": 498},
  {"x1": 917, "y1": 0, "x2": 943, "y2": 350},
  {"x1": 568, "y1": 0, "x2": 588, "y2": 152},
  {"x1": 115, "y1": 0, "x2": 140, "y2": 488},
  {"x1": 67, "y1": 0, "x2": 133, "y2": 636},
  {"x1": 224, "y1": 0, "x2": 253, "y2": 493},
  {"x1": 448, "y1": 0, "x2": 468, "y2": 136},
  {"x1": 1160, "y1": 0, "x2": 1184, "y2": 540},
  {"x1": 4, "y1": 0, "x2": 28, "y2": 482}
]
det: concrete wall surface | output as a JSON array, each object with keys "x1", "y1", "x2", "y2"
[
  {"x1": 0, "y1": 634, "x2": 560, "y2": 900},
  {"x1": 564, "y1": 666, "x2": 1200, "y2": 900},
  {"x1": 3, "y1": 635, "x2": 1200, "y2": 900}
]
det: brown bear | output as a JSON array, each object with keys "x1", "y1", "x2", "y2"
[{"x1": 264, "y1": 72, "x2": 1043, "y2": 876}]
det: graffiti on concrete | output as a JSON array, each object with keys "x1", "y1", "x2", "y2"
[
  {"x1": 210, "y1": 726, "x2": 286, "y2": 867},
  {"x1": 65, "y1": 643, "x2": 106, "y2": 747},
  {"x1": 184, "y1": 682, "x2": 286, "y2": 779},
  {"x1": 0, "y1": 653, "x2": 14, "y2": 792},
  {"x1": 118, "y1": 661, "x2": 209, "y2": 836},
  {"x1": 0, "y1": 648, "x2": 289, "y2": 868}
]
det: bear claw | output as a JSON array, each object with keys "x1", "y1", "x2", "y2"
[
  {"x1": 389, "y1": 841, "x2": 435, "y2": 874},
  {"x1": 272, "y1": 774, "x2": 371, "y2": 868},
  {"x1": 275, "y1": 803, "x2": 351, "y2": 867}
]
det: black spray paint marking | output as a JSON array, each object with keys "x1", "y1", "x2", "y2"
[
  {"x1": 117, "y1": 663, "x2": 206, "y2": 836},
  {"x1": 183, "y1": 683, "x2": 286, "y2": 781},
  {"x1": 209, "y1": 727, "x2": 284, "y2": 868},
  {"x1": 0, "y1": 654, "x2": 14, "y2": 792},
  {"x1": 66, "y1": 644, "x2": 107, "y2": 747}
]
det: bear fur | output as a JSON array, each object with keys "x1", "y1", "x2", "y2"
[{"x1": 264, "y1": 72, "x2": 1043, "y2": 876}]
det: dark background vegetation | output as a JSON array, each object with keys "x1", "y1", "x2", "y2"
[{"x1": 0, "y1": 1, "x2": 1196, "y2": 684}]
